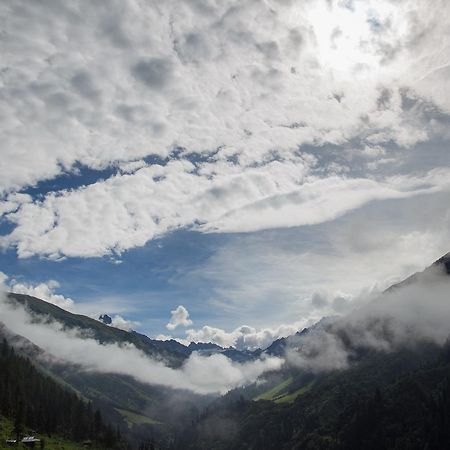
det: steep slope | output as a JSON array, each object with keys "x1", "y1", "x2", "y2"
[
  {"x1": 0, "y1": 337, "x2": 121, "y2": 449},
  {"x1": 5, "y1": 252, "x2": 450, "y2": 449},
  {"x1": 7, "y1": 293, "x2": 186, "y2": 366},
  {"x1": 264, "y1": 317, "x2": 337, "y2": 357},
  {"x1": 6, "y1": 292, "x2": 258, "y2": 363},
  {"x1": 0, "y1": 319, "x2": 212, "y2": 449},
  {"x1": 0, "y1": 298, "x2": 214, "y2": 448},
  {"x1": 180, "y1": 343, "x2": 449, "y2": 450},
  {"x1": 176, "y1": 252, "x2": 450, "y2": 450}
]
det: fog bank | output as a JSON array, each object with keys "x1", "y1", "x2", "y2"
[
  {"x1": 0, "y1": 292, "x2": 283, "y2": 395},
  {"x1": 286, "y1": 265, "x2": 450, "y2": 372}
]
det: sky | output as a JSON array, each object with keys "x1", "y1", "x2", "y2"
[{"x1": 1, "y1": 0, "x2": 450, "y2": 350}]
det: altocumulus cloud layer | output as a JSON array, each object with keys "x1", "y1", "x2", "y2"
[{"x1": 1, "y1": 0, "x2": 450, "y2": 258}]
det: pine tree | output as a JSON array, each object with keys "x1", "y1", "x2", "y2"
[{"x1": 0, "y1": 338, "x2": 122, "y2": 448}]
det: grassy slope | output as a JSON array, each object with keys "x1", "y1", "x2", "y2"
[
  {"x1": 254, "y1": 376, "x2": 316, "y2": 404},
  {"x1": 274, "y1": 379, "x2": 316, "y2": 404},
  {"x1": 0, "y1": 416, "x2": 102, "y2": 450},
  {"x1": 254, "y1": 377, "x2": 293, "y2": 401},
  {"x1": 115, "y1": 408, "x2": 163, "y2": 428}
]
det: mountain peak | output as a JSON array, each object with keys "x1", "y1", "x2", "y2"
[
  {"x1": 188, "y1": 342, "x2": 224, "y2": 351},
  {"x1": 98, "y1": 314, "x2": 112, "y2": 325},
  {"x1": 433, "y1": 252, "x2": 450, "y2": 274}
]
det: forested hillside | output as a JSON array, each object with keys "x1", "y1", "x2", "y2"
[
  {"x1": 0, "y1": 338, "x2": 123, "y2": 449},
  {"x1": 7, "y1": 294, "x2": 186, "y2": 366},
  {"x1": 0, "y1": 296, "x2": 214, "y2": 449},
  {"x1": 176, "y1": 342, "x2": 450, "y2": 450},
  {"x1": 3, "y1": 255, "x2": 450, "y2": 450}
]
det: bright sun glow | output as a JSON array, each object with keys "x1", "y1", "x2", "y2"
[
  {"x1": 305, "y1": 0, "x2": 404, "y2": 79},
  {"x1": 309, "y1": 2, "x2": 377, "y2": 76}
]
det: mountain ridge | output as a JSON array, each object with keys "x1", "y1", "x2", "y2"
[
  {"x1": 5, "y1": 292, "x2": 262, "y2": 362},
  {"x1": 3, "y1": 250, "x2": 450, "y2": 449}
]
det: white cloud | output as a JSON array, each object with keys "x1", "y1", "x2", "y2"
[
  {"x1": 1, "y1": 0, "x2": 450, "y2": 344},
  {"x1": 110, "y1": 314, "x2": 140, "y2": 331},
  {"x1": 118, "y1": 159, "x2": 148, "y2": 174},
  {"x1": 175, "y1": 185, "x2": 450, "y2": 329},
  {"x1": 0, "y1": 273, "x2": 142, "y2": 332},
  {"x1": 185, "y1": 323, "x2": 301, "y2": 351},
  {"x1": 166, "y1": 305, "x2": 193, "y2": 331},
  {"x1": 0, "y1": 193, "x2": 32, "y2": 218},
  {"x1": 0, "y1": 292, "x2": 283, "y2": 394},
  {"x1": 1, "y1": 0, "x2": 450, "y2": 258},
  {"x1": 0, "y1": 272, "x2": 8, "y2": 286},
  {"x1": 286, "y1": 263, "x2": 450, "y2": 373},
  {"x1": 199, "y1": 171, "x2": 450, "y2": 233},
  {"x1": 2, "y1": 163, "x2": 450, "y2": 259},
  {"x1": 5, "y1": 276, "x2": 75, "y2": 311},
  {"x1": 154, "y1": 333, "x2": 190, "y2": 346}
]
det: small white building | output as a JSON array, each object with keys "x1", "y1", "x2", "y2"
[{"x1": 22, "y1": 436, "x2": 41, "y2": 447}]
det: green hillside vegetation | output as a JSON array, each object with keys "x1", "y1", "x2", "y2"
[
  {"x1": 273, "y1": 379, "x2": 315, "y2": 404},
  {"x1": 7, "y1": 294, "x2": 184, "y2": 367},
  {"x1": 0, "y1": 338, "x2": 123, "y2": 449},
  {"x1": 1, "y1": 295, "x2": 213, "y2": 449},
  {"x1": 0, "y1": 415, "x2": 105, "y2": 450},
  {"x1": 176, "y1": 343, "x2": 450, "y2": 449},
  {"x1": 115, "y1": 409, "x2": 162, "y2": 428},
  {"x1": 254, "y1": 376, "x2": 316, "y2": 404},
  {"x1": 254, "y1": 376, "x2": 293, "y2": 401},
  {"x1": 5, "y1": 255, "x2": 450, "y2": 449},
  {"x1": 57, "y1": 371, "x2": 156, "y2": 412}
]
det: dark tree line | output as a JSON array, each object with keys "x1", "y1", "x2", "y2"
[
  {"x1": 0, "y1": 338, "x2": 120, "y2": 447},
  {"x1": 174, "y1": 343, "x2": 450, "y2": 450},
  {"x1": 339, "y1": 374, "x2": 450, "y2": 449},
  {"x1": 137, "y1": 440, "x2": 156, "y2": 450}
]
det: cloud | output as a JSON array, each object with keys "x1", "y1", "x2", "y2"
[
  {"x1": 155, "y1": 333, "x2": 189, "y2": 345},
  {"x1": 199, "y1": 172, "x2": 448, "y2": 233},
  {"x1": 285, "y1": 262, "x2": 450, "y2": 373},
  {"x1": 1, "y1": 0, "x2": 450, "y2": 344},
  {"x1": 0, "y1": 272, "x2": 142, "y2": 332},
  {"x1": 2, "y1": 163, "x2": 450, "y2": 259},
  {"x1": 166, "y1": 305, "x2": 193, "y2": 330},
  {"x1": 109, "y1": 314, "x2": 140, "y2": 331},
  {"x1": 1, "y1": 0, "x2": 450, "y2": 259},
  {"x1": 4, "y1": 274, "x2": 75, "y2": 311},
  {"x1": 173, "y1": 184, "x2": 450, "y2": 330},
  {"x1": 131, "y1": 58, "x2": 174, "y2": 90},
  {"x1": 286, "y1": 328, "x2": 350, "y2": 373},
  {"x1": 185, "y1": 323, "x2": 301, "y2": 351},
  {"x1": 0, "y1": 193, "x2": 32, "y2": 218},
  {"x1": 0, "y1": 291, "x2": 283, "y2": 395}
]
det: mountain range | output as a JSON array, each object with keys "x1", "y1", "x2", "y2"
[
  {"x1": 1, "y1": 252, "x2": 450, "y2": 449},
  {"x1": 0, "y1": 290, "x2": 265, "y2": 448}
]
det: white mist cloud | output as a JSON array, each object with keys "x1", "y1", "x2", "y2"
[
  {"x1": 185, "y1": 323, "x2": 301, "y2": 351},
  {"x1": 0, "y1": 292, "x2": 283, "y2": 395},
  {"x1": 166, "y1": 305, "x2": 193, "y2": 331},
  {"x1": 286, "y1": 263, "x2": 450, "y2": 373}
]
